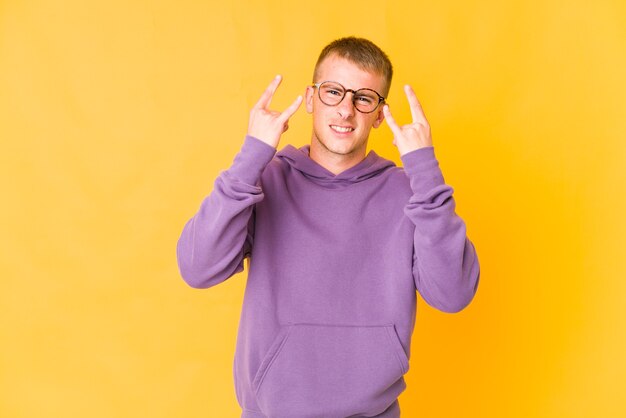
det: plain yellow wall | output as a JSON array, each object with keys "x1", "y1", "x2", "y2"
[{"x1": 1, "y1": 0, "x2": 625, "y2": 417}]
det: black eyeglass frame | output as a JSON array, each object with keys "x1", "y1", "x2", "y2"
[{"x1": 312, "y1": 81, "x2": 386, "y2": 114}]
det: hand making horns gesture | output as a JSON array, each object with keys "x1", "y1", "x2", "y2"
[
  {"x1": 247, "y1": 75, "x2": 303, "y2": 149},
  {"x1": 383, "y1": 85, "x2": 433, "y2": 156}
]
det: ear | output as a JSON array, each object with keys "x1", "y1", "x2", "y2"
[
  {"x1": 372, "y1": 105, "x2": 385, "y2": 128},
  {"x1": 305, "y1": 85, "x2": 315, "y2": 114}
]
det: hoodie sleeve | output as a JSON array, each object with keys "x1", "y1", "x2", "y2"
[
  {"x1": 176, "y1": 136, "x2": 276, "y2": 288},
  {"x1": 401, "y1": 147, "x2": 480, "y2": 313}
]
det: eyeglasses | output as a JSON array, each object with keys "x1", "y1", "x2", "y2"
[{"x1": 312, "y1": 81, "x2": 385, "y2": 114}]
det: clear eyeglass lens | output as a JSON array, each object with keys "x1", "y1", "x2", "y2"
[
  {"x1": 353, "y1": 92, "x2": 379, "y2": 112},
  {"x1": 319, "y1": 82, "x2": 346, "y2": 105}
]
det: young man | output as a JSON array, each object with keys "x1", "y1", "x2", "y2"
[{"x1": 177, "y1": 37, "x2": 480, "y2": 418}]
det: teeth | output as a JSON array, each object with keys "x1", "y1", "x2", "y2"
[{"x1": 331, "y1": 125, "x2": 354, "y2": 133}]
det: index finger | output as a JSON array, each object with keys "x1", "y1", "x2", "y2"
[
  {"x1": 404, "y1": 85, "x2": 427, "y2": 124},
  {"x1": 254, "y1": 75, "x2": 282, "y2": 110},
  {"x1": 383, "y1": 105, "x2": 403, "y2": 137},
  {"x1": 279, "y1": 95, "x2": 303, "y2": 122}
]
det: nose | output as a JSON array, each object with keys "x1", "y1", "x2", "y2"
[{"x1": 337, "y1": 91, "x2": 356, "y2": 119}]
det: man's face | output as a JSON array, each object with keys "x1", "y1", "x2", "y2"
[{"x1": 306, "y1": 54, "x2": 386, "y2": 161}]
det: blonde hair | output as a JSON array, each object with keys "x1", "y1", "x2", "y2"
[{"x1": 313, "y1": 37, "x2": 393, "y2": 96}]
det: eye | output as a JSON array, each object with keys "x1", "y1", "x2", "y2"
[
  {"x1": 327, "y1": 88, "x2": 342, "y2": 96},
  {"x1": 355, "y1": 95, "x2": 375, "y2": 104}
]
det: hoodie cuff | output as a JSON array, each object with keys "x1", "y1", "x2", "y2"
[
  {"x1": 227, "y1": 135, "x2": 277, "y2": 185},
  {"x1": 400, "y1": 146, "x2": 446, "y2": 195}
]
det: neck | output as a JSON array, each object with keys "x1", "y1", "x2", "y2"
[{"x1": 308, "y1": 137, "x2": 367, "y2": 175}]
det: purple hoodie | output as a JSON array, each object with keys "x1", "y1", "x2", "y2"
[{"x1": 177, "y1": 136, "x2": 480, "y2": 418}]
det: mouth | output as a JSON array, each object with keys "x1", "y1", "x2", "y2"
[{"x1": 330, "y1": 125, "x2": 355, "y2": 134}]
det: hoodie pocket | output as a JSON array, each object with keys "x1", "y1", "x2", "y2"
[{"x1": 252, "y1": 323, "x2": 409, "y2": 418}]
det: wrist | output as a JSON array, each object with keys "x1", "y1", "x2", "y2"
[
  {"x1": 246, "y1": 131, "x2": 279, "y2": 149},
  {"x1": 399, "y1": 143, "x2": 430, "y2": 157}
]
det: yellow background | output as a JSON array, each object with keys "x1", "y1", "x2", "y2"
[{"x1": 1, "y1": 0, "x2": 625, "y2": 417}]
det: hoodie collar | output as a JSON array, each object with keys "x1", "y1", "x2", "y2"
[{"x1": 276, "y1": 144, "x2": 395, "y2": 188}]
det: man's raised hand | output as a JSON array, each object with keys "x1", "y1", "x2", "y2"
[
  {"x1": 383, "y1": 85, "x2": 433, "y2": 156},
  {"x1": 247, "y1": 75, "x2": 303, "y2": 148}
]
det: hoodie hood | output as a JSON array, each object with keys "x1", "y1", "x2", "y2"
[{"x1": 276, "y1": 144, "x2": 396, "y2": 188}]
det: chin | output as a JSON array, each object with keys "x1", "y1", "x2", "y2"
[
  {"x1": 313, "y1": 128, "x2": 366, "y2": 157},
  {"x1": 321, "y1": 140, "x2": 358, "y2": 156}
]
